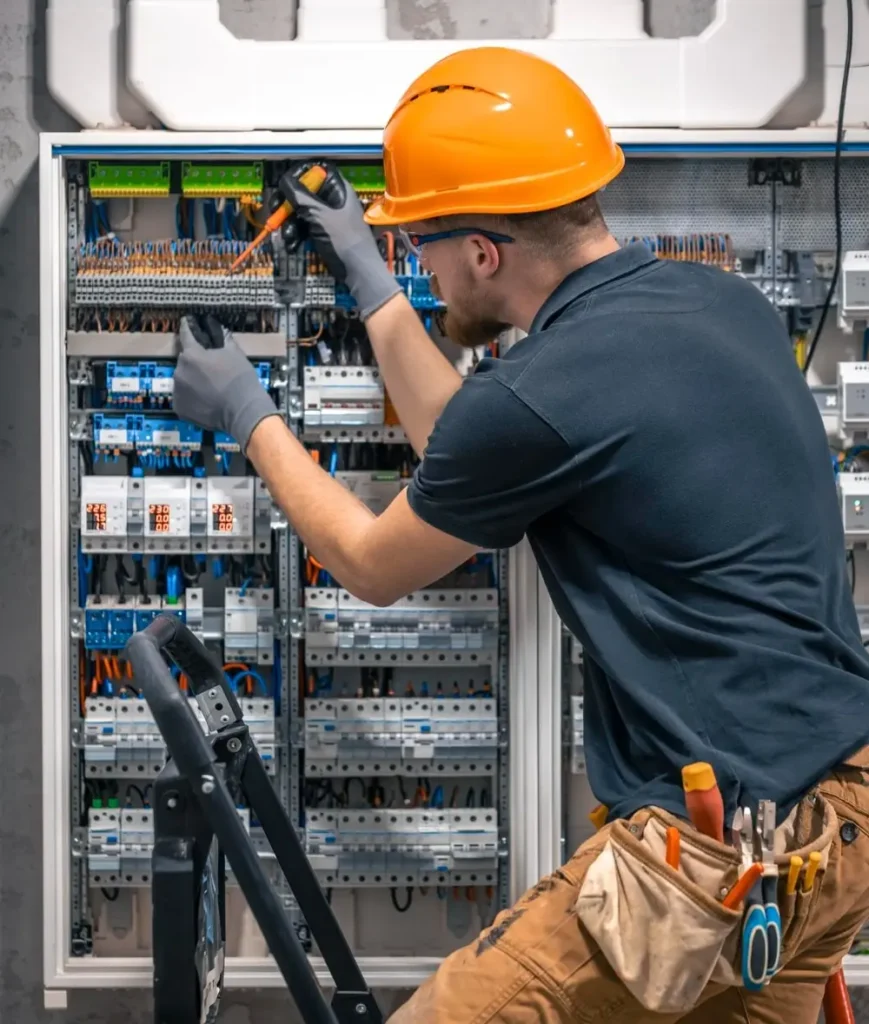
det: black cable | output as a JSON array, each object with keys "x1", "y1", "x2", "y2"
[
  {"x1": 100, "y1": 888, "x2": 120, "y2": 902},
  {"x1": 390, "y1": 887, "x2": 413, "y2": 913},
  {"x1": 126, "y1": 784, "x2": 147, "y2": 807},
  {"x1": 804, "y1": 0, "x2": 854, "y2": 375},
  {"x1": 848, "y1": 549, "x2": 856, "y2": 594},
  {"x1": 342, "y1": 777, "x2": 367, "y2": 807}
]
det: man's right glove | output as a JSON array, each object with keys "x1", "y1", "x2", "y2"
[{"x1": 279, "y1": 161, "x2": 402, "y2": 320}]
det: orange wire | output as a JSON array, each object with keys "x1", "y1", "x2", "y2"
[
  {"x1": 222, "y1": 662, "x2": 250, "y2": 674},
  {"x1": 296, "y1": 322, "x2": 325, "y2": 346},
  {"x1": 385, "y1": 230, "x2": 395, "y2": 274}
]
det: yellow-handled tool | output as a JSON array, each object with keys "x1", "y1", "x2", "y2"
[{"x1": 230, "y1": 164, "x2": 328, "y2": 273}]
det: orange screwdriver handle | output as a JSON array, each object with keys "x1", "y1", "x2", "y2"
[
  {"x1": 681, "y1": 762, "x2": 725, "y2": 843},
  {"x1": 230, "y1": 164, "x2": 329, "y2": 273},
  {"x1": 722, "y1": 862, "x2": 763, "y2": 910}
]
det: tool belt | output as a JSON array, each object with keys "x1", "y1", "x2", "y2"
[{"x1": 576, "y1": 794, "x2": 839, "y2": 1013}]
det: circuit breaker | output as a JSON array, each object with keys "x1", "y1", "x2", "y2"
[{"x1": 838, "y1": 363, "x2": 869, "y2": 430}]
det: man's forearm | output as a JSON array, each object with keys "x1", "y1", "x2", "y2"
[
  {"x1": 245, "y1": 415, "x2": 477, "y2": 606},
  {"x1": 245, "y1": 416, "x2": 384, "y2": 600},
  {"x1": 365, "y1": 294, "x2": 462, "y2": 457}
]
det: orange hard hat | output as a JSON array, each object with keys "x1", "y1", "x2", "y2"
[{"x1": 364, "y1": 46, "x2": 624, "y2": 226}]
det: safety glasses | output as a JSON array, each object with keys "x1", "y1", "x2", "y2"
[{"x1": 399, "y1": 227, "x2": 515, "y2": 258}]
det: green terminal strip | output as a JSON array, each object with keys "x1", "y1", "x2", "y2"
[
  {"x1": 181, "y1": 162, "x2": 264, "y2": 198},
  {"x1": 339, "y1": 164, "x2": 386, "y2": 194},
  {"x1": 88, "y1": 161, "x2": 171, "y2": 199}
]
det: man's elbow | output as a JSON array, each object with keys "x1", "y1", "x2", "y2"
[{"x1": 345, "y1": 579, "x2": 404, "y2": 608}]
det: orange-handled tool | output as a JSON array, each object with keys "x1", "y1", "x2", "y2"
[
  {"x1": 665, "y1": 826, "x2": 681, "y2": 870},
  {"x1": 588, "y1": 804, "x2": 609, "y2": 832},
  {"x1": 722, "y1": 861, "x2": 763, "y2": 910},
  {"x1": 230, "y1": 164, "x2": 329, "y2": 273},
  {"x1": 681, "y1": 762, "x2": 725, "y2": 843}
]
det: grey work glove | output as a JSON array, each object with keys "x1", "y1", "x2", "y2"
[
  {"x1": 279, "y1": 161, "x2": 401, "y2": 320},
  {"x1": 174, "y1": 315, "x2": 280, "y2": 454}
]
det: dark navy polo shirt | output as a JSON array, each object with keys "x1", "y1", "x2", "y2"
[{"x1": 407, "y1": 242, "x2": 869, "y2": 824}]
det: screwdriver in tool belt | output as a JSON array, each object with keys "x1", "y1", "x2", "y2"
[
  {"x1": 681, "y1": 762, "x2": 725, "y2": 843},
  {"x1": 230, "y1": 164, "x2": 329, "y2": 273}
]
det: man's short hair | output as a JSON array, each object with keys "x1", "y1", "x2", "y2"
[{"x1": 427, "y1": 193, "x2": 607, "y2": 259}]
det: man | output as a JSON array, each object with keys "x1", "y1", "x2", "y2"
[{"x1": 175, "y1": 47, "x2": 869, "y2": 1024}]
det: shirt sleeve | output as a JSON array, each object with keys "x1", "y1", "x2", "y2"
[{"x1": 406, "y1": 373, "x2": 578, "y2": 549}]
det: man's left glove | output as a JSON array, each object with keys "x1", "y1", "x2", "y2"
[{"x1": 173, "y1": 315, "x2": 280, "y2": 454}]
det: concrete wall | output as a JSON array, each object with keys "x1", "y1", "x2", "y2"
[{"x1": 0, "y1": 1, "x2": 860, "y2": 1021}]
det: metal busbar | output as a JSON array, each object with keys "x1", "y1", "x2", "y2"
[{"x1": 126, "y1": 614, "x2": 383, "y2": 1024}]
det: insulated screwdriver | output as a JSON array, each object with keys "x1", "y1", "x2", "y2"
[{"x1": 230, "y1": 164, "x2": 329, "y2": 273}]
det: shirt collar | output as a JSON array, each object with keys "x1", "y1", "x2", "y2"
[{"x1": 529, "y1": 243, "x2": 658, "y2": 334}]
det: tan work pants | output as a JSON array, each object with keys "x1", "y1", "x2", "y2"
[{"x1": 389, "y1": 748, "x2": 869, "y2": 1023}]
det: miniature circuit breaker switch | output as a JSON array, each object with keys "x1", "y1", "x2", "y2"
[
  {"x1": 839, "y1": 473, "x2": 869, "y2": 541},
  {"x1": 838, "y1": 363, "x2": 869, "y2": 430},
  {"x1": 842, "y1": 252, "x2": 869, "y2": 324}
]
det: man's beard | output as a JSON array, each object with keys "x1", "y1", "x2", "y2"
[{"x1": 430, "y1": 273, "x2": 508, "y2": 349}]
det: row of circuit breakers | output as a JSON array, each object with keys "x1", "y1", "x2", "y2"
[{"x1": 90, "y1": 360, "x2": 385, "y2": 434}]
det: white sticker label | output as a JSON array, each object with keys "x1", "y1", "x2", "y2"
[
  {"x1": 151, "y1": 430, "x2": 180, "y2": 445},
  {"x1": 110, "y1": 377, "x2": 140, "y2": 393},
  {"x1": 150, "y1": 378, "x2": 174, "y2": 395},
  {"x1": 98, "y1": 429, "x2": 128, "y2": 444}
]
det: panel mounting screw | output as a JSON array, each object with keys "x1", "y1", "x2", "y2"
[
  {"x1": 227, "y1": 737, "x2": 242, "y2": 753},
  {"x1": 201, "y1": 776, "x2": 216, "y2": 794},
  {"x1": 355, "y1": 1005, "x2": 367, "y2": 1016},
  {"x1": 166, "y1": 797, "x2": 178, "y2": 809}
]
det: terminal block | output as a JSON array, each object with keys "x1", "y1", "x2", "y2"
[
  {"x1": 303, "y1": 366, "x2": 384, "y2": 427},
  {"x1": 180, "y1": 162, "x2": 264, "y2": 198},
  {"x1": 304, "y1": 588, "x2": 500, "y2": 653},
  {"x1": 84, "y1": 594, "x2": 188, "y2": 651},
  {"x1": 88, "y1": 161, "x2": 171, "y2": 199},
  {"x1": 224, "y1": 587, "x2": 275, "y2": 665},
  {"x1": 304, "y1": 696, "x2": 498, "y2": 777},
  {"x1": 75, "y1": 239, "x2": 277, "y2": 310},
  {"x1": 569, "y1": 695, "x2": 585, "y2": 774},
  {"x1": 305, "y1": 808, "x2": 499, "y2": 888},
  {"x1": 839, "y1": 473, "x2": 869, "y2": 541}
]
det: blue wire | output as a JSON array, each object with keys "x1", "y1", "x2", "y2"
[
  {"x1": 862, "y1": 327, "x2": 869, "y2": 362},
  {"x1": 77, "y1": 548, "x2": 88, "y2": 607},
  {"x1": 328, "y1": 445, "x2": 338, "y2": 476},
  {"x1": 239, "y1": 576, "x2": 252, "y2": 598},
  {"x1": 231, "y1": 669, "x2": 269, "y2": 695},
  {"x1": 273, "y1": 642, "x2": 281, "y2": 716}
]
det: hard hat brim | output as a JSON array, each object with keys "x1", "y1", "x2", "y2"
[{"x1": 363, "y1": 146, "x2": 625, "y2": 227}]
